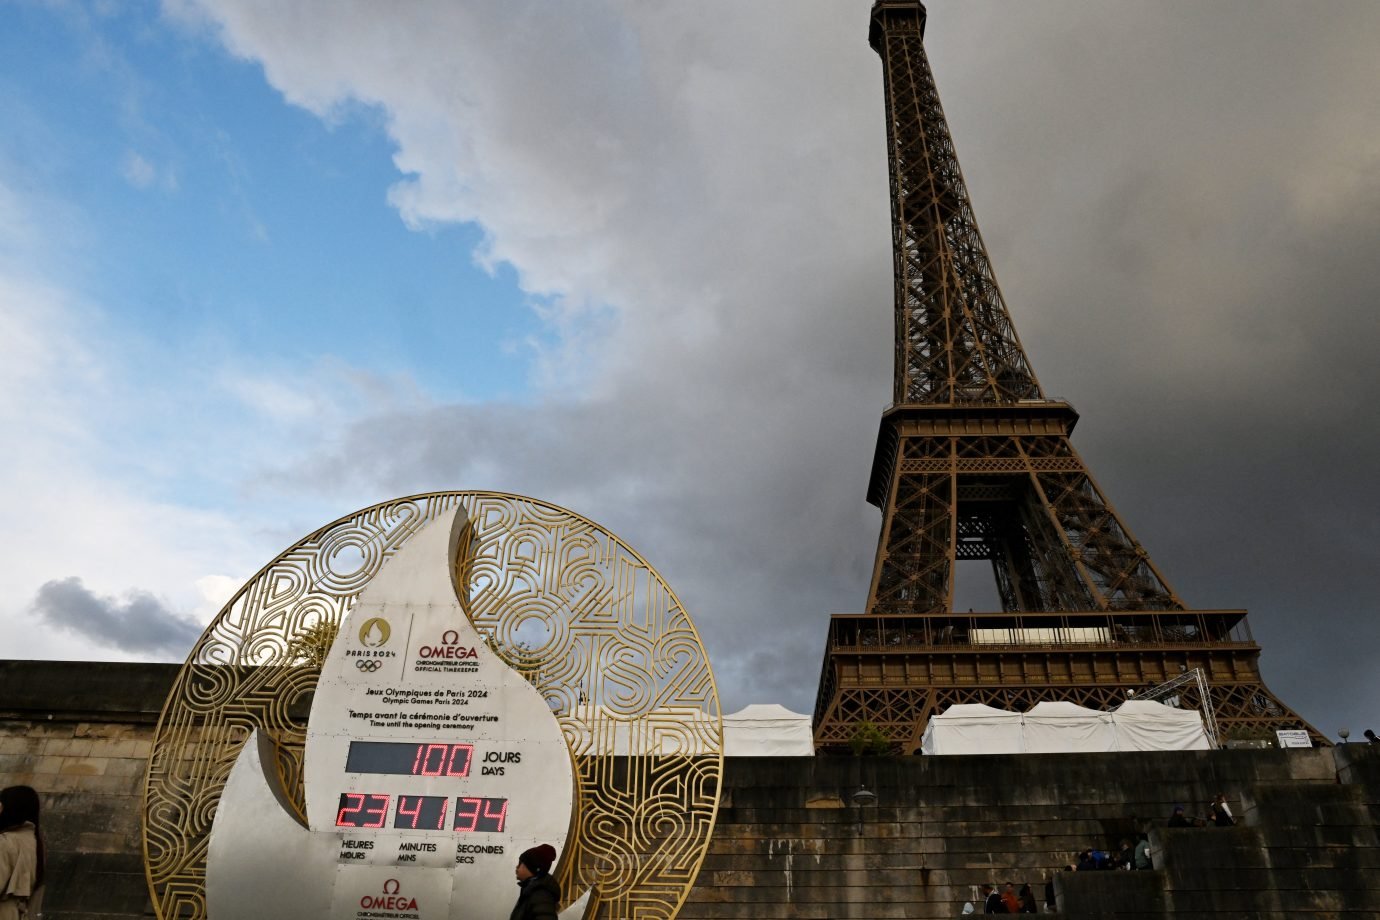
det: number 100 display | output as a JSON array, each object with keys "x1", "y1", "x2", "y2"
[{"x1": 336, "y1": 793, "x2": 509, "y2": 833}]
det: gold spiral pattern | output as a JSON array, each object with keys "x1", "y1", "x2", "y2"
[{"x1": 142, "y1": 491, "x2": 722, "y2": 920}]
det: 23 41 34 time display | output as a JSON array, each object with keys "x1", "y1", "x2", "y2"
[{"x1": 336, "y1": 793, "x2": 508, "y2": 833}]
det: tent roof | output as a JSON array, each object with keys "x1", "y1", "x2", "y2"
[
  {"x1": 935, "y1": 703, "x2": 1022, "y2": 721},
  {"x1": 724, "y1": 703, "x2": 811, "y2": 722},
  {"x1": 1025, "y1": 701, "x2": 1112, "y2": 719},
  {"x1": 1114, "y1": 699, "x2": 1204, "y2": 721}
]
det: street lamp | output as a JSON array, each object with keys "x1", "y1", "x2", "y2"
[{"x1": 851, "y1": 785, "x2": 877, "y2": 806}]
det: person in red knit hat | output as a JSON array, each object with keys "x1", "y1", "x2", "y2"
[{"x1": 510, "y1": 843, "x2": 560, "y2": 920}]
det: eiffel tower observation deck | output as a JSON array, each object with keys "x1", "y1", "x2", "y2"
[{"x1": 812, "y1": 0, "x2": 1322, "y2": 754}]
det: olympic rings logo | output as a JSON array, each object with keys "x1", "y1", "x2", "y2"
[{"x1": 355, "y1": 659, "x2": 382, "y2": 672}]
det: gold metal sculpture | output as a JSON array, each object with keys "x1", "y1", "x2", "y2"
[
  {"x1": 143, "y1": 492, "x2": 721, "y2": 919},
  {"x1": 813, "y1": 1, "x2": 1322, "y2": 751}
]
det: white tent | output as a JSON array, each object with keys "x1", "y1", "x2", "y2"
[
  {"x1": 920, "y1": 700, "x2": 1212, "y2": 755},
  {"x1": 723, "y1": 704, "x2": 814, "y2": 756},
  {"x1": 1111, "y1": 699, "x2": 1213, "y2": 751},
  {"x1": 560, "y1": 704, "x2": 815, "y2": 756},
  {"x1": 920, "y1": 703, "x2": 1025, "y2": 755},
  {"x1": 1023, "y1": 700, "x2": 1117, "y2": 753}
]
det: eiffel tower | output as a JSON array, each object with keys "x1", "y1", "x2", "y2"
[{"x1": 812, "y1": 0, "x2": 1322, "y2": 754}]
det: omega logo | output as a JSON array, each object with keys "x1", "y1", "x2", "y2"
[
  {"x1": 359, "y1": 878, "x2": 418, "y2": 911},
  {"x1": 419, "y1": 630, "x2": 478, "y2": 659}
]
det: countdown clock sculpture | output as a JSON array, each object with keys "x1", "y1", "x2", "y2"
[{"x1": 142, "y1": 493, "x2": 723, "y2": 920}]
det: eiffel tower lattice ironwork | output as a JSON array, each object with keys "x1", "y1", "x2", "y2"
[{"x1": 811, "y1": 0, "x2": 1322, "y2": 753}]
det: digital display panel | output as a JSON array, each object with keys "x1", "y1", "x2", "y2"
[
  {"x1": 454, "y1": 797, "x2": 508, "y2": 833},
  {"x1": 336, "y1": 793, "x2": 390, "y2": 828},
  {"x1": 345, "y1": 741, "x2": 474, "y2": 777},
  {"x1": 394, "y1": 795, "x2": 449, "y2": 830},
  {"x1": 335, "y1": 794, "x2": 509, "y2": 832}
]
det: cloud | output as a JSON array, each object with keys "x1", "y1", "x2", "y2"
[
  {"x1": 121, "y1": 151, "x2": 156, "y2": 188},
  {"x1": 31, "y1": 577, "x2": 203, "y2": 655},
  {"x1": 0, "y1": 0, "x2": 1364, "y2": 742},
  {"x1": 159, "y1": 0, "x2": 1380, "y2": 738}
]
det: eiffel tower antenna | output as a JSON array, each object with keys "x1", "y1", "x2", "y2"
[{"x1": 811, "y1": 0, "x2": 1322, "y2": 752}]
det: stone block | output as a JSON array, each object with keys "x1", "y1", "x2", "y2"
[
  {"x1": 42, "y1": 738, "x2": 94, "y2": 757},
  {"x1": 0, "y1": 752, "x2": 37, "y2": 772},
  {"x1": 59, "y1": 757, "x2": 108, "y2": 776}
]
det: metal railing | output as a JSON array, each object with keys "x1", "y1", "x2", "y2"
[{"x1": 825, "y1": 610, "x2": 1255, "y2": 653}]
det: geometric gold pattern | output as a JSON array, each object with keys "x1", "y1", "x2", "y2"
[
  {"x1": 143, "y1": 491, "x2": 721, "y2": 920},
  {"x1": 813, "y1": 2, "x2": 1322, "y2": 751}
]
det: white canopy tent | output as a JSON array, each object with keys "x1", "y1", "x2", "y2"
[
  {"x1": 560, "y1": 703, "x2": 815, "y2": 756},
  {"x1": 1110, "y1": 699, "x2": 1214, "y2": 751},
  {"x1": 920, "y1": 703, "x2": 1025, "y2": 755},
  {"x1": 920, "y1": 700, "x2": 1212, "y2": 755},
  {"x1": 1022, "y1": 701, "x2": 1117, "y2": 753},
  {"x1": 723, "y1": 704, "x2": 815, "y2": 756}
]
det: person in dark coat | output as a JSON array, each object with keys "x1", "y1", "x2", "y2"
[
  {"x1": 981, "y1": 884, "x2": 1003, "y2": 913},
  {"x1": 1211, "y1": 793, "x2": 1235, "y2": 827},
  {"x1": 1167, "y1": 805, "x2": 1190, "y2": 827},
  {"x1": 1017, "y1": 882, "x2": 1038, "y2": 913},
  {"x1": 510, "y1": 844, "x2": 560, "y2": 920}
]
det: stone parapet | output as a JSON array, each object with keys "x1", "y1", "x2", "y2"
[{"x1": 2, "y1": 661, "x2": 1376, "y2": 920}]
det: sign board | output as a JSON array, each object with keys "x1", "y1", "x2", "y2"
[
  {"x1": 150, "y1": 492, "x2": 722, "y2": 920},
  {"x1": 206, "y1": 509, "x2": 581, "y2": 920},
  {"x1": 1275, "y1": 729, "x2": 1313, "y2": 748}
]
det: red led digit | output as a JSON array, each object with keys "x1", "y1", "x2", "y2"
[
  {"x1": 445, "y1": 744, "x2": 472, "y2": 777},
  {"x1": 336, "y1": 792, "x2": 365, "y2": 827},
  {"x1": 481, "y1": 797, "x2": 508, "y2": 832},
  {"x1": 420, "y1": 743, "x2": 448, "y2": 776},
  {"x1": 396, "y1": 795, "x2": 423, "y2": 829},
  {"x1": 362, "y1": 794, "x2": 389, "y2": 828},
  {"x1": 433, "y1": 796, "x2": 448, "y2": 829},
  {"x1": 454, "y1": 796, "x2": 481, "y2": 832},
  {"x1": 412, "y1": 745, "x2": 424, "y2": 774}
]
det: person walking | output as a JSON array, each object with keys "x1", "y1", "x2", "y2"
[
  {"x1": 1211, "y1": 793, "x2": 1235, "y2": 827},
  {"x1": 0, "y1": 786, "x2": 44, "y2": 920},
  {"x1": 1133, "y1": 833, "x2": 1152, "y2": 870},
  {"x1": 509, "y1": 844, "x2": 560, "y2": 920},
  {"x1": 1000, "y1": 883, "x2": 1020, "y2": 913},
  {"x1": 981, "y1": 884, "x2": 1004, "y2": 913}
]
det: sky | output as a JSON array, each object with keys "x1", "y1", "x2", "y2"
[{"x1": 2, "y1": 0, "x2": 1378, "y2": 741}]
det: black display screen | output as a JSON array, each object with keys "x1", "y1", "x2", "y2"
[
  {"x1": 454, "y1": 796, "x2": 508, "y2": 833},
  {"x1": 336, "y1": 792, "x2": 390, "y2": 828},
  {"x1": 394, "y1": 795, "x2": 449, "y2": 830},
  {"x1": 345, "y1": 741, "x2": 474, "y2": 777}
]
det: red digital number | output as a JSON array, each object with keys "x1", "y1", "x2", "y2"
[
  {"x1": 481, "y1": 797, "x2": 508, "y2": 832},
  {"x1": 454, "y1": 796, "x2": 507, "y2": 833},
  {"x1": 336, "y1": 793, "x2": 390, "y2": 828},
  {"x1": 395, "y1": 795, "x2": 447, "y2": 830},
  {"x1": 454, "y1": 796, "x2": 481, "y2": 832},
  {"x1": 446, "y1": 744, "x2": 472, "y2": 777},
  {"x1": 411, "y1": 743, "x2": 472, "y2": 777},
  {"x1": 337, "y1": 792, "x2": 366, "y2": 827}
]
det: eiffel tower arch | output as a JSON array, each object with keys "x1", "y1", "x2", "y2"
[{"x1": 811, "y1": 1, "x2": 1322, "y2": 754}]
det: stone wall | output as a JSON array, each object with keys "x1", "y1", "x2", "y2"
[
  {"x1": 681, "y1": 747, "x2": 1361, "y2": 919},
  {"x1": 2, "y1": 660, "x2": 1376, "y2": 920},
  {"x1": 0, "y1": 660, "x2": 177, "y2": 920}
]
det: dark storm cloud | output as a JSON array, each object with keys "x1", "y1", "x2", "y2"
[
  {"x1": 31, "y1": 576, "x2": 202, "y2": 656},
  {"x1": 194, "y1": 1, "x2": 1380, "y2": 736}
]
